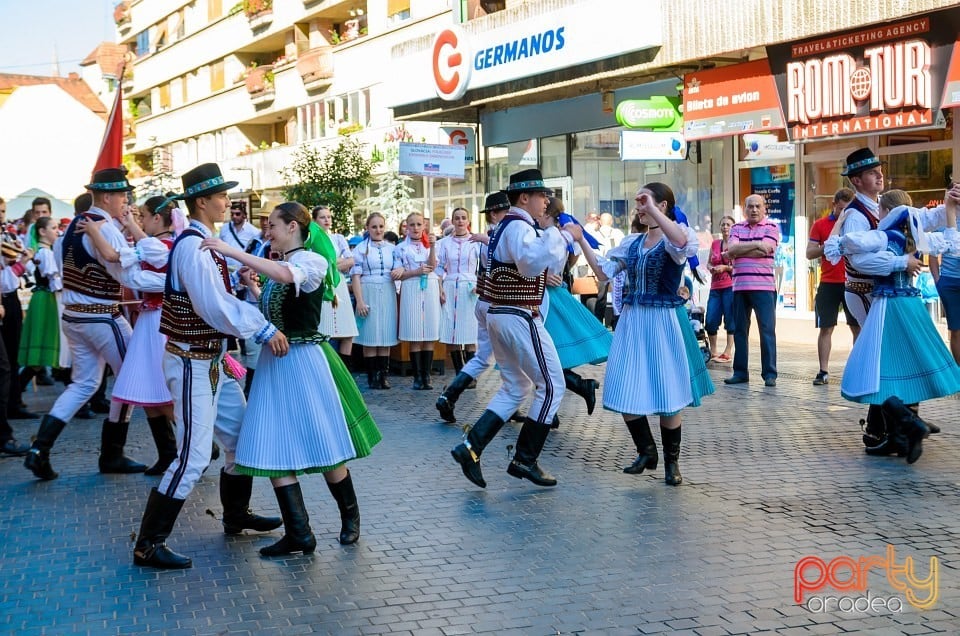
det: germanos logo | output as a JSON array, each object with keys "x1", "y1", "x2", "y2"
[{"x1": 433, "y1": 27, "x2": 471, "y2": 101}]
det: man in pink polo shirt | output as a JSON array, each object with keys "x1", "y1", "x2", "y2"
[{"x1": 723, "y1": 194, "x2": 780, "y2": 387}]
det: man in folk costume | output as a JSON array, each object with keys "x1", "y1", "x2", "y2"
[
  {"x1": 24, "y1": 168, "x2": 164, "y2": 480},
  {"x1": 133, "y1": 163, "x2": 288, "y2": 569},
  {"x1": 836, "y1": 149, "x2": 940, "y2": 450},
  {"x1": 451, "y1": 169, "x2": 583, "y2": 488}
]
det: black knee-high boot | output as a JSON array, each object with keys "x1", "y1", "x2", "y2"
[
  {"x1": 436, "y1": 371, "x2": 474, "y2": 422},
  {"x1": 377, "y1": 356, "x2": 392, "y2": 389},
  {"x1": 463, "y1": 350, "x2": 477, "y2": 388},
  {"x1": 410, "y1": 351, "x2": 423, "y2": 390},
  {"x1": 220, "y1": 469, "x2": 283, "y2": 534},
  {"x1": 365, "y1": 356, "x2": 377, "y2": 389},
  {"x1": 450, "y1": 350, "x2": 464, "y2": 375},
  {"x1": 260, "y1": 482, "x2": 317, "y2": 556},
  {"x1": 24, "y1": 414, "x2": 67, "y2": 480},
  {"x1": 623, "y1": 416, "x2": 658, "y2": 474},
  {"x1": 661, "y1": 425, "x2": 682, "y2": 486},
  {"x1": 144, "y1": 415, "x2": 178, "y2": 476},
  {"x1": 327, "y1": 471, "x2": 361, "y2": 545},
  {"x1": 419, "y1": 350, "x2": 434, "y2": 390},
  {"x1": 860, "y1": 404, "x2": 885, "y2": 446},
  {"x1": 507, "y1": 418, "x2": 557, "y2": 486},
  {"x1": 451, "y1": 410, "x2": 507, "y2": 488},
  {"x1": 133, "y1": 487, "x2": 192, "y2": 569},
  {"x1": 99, "y1": 420, "x2": 147, "y2": 474},
  {"x1": 564, "y1": 369, "x2": 600, "y2": 415}
]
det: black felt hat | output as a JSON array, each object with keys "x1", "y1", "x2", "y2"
[
  {"x1": 505, "y1": 169, "x2": 553, "y2": 195},
  {"x1": 841, "y1": 148, "x2": 881, "y2": 177},
  {"x1": 175, "y1": 163, "x2": 238, "y2": 200},
  {"x1": 481, "y1": 191, "x2": 510, "y2": 215},
  {"x1": 86, "y1": 168, "x2": 133, "y2": 192}
]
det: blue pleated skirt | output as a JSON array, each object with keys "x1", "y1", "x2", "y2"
[
  {"x1": 842, "y1": 295, "x2": 960, "y2": 404},
  {"x1": 544, "y1": 285, "x2": 612, "y2": 368},
  {"x1": 603, "y1": 303, "x2": 714, "y2": 416}
]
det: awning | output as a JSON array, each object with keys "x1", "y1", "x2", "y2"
[{"x1": 682, "y1": 60, "x2": 785, "y2": 141}]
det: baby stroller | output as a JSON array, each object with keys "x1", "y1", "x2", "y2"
[{"x1": 687, "y1": 303, "x2": 711, "y2": 364}]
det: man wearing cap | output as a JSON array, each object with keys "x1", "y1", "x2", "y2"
[
  {"x1": 436, "y1": 191, "x2": 509, "y2": 423},
  {"x1": 451, "y1": 171, "x2": 583, "y2": 488},
  {"x1": 24, "y1": 168, "x2": 165, "y2": 481},
  {"x1": 132, "y1": 163, "x2": 287, "y2": 570}
]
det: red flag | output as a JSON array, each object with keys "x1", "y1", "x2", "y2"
[{"x1": 92, "y1": 65, "x2": 124, "y2": 176}]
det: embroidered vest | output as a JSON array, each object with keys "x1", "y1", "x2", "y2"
[
  {"x1": 32, "y1": 251, "x2": 50, "y2": 291},
  {"x1": 621, "y1": 235, "x2": 686, "y2": 308},
  {"x1": 261, "y1": 277, "x2": 326, "y2": 343},
  {"x1": 478, "y1": 214, "x2": 546, "y2": 308},
  {"x1": 159, "y1": 229, "x2": 231, "y2": 343},
  {"x1": 843, "y1": 197, "x2": 880, "y2": 286},
  {"x1": 61, "y1": 213, "x2": 122, "y2": 301}
]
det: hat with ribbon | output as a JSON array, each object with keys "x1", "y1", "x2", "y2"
[
  {"x1": 481, "y1": 191, "x2": 511, "y2": 215},
  {"x1": 1, "y1": 241, "x2": 24, "y2": 260},
  {"x1": 86, "y1": 168, "x2": 133, "y2": 192},
  {"x1": 505, "y1": 169, "x2": 553, "y2": 195},
  {"x1": 841, "y1": 148, "x2": 881, "y2": 177},
  {"x1": 175, "y1": 163, "x2": 238, "y2": 200}
]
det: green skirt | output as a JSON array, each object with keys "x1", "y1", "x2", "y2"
[{"x1": 19, "y1": 289, "x2": 60, "y2": 367}]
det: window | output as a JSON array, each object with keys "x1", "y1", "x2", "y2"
[
  {"x1": 210, "y1": 59, "x2": 224, "y2": 92},
  {"x1": 298, "y1": 89, "x2": 371, "y2": 141},
  {"x1": 208, "y1": 0, "x2": 222, "y2": 21},
  {"x1": 159, "y1": 83, "x2": 170, "y2": 110},
  {"x1": 135, "y1": 30, "x2": 150, "y2": 57},
  {"x1": 387, "y1": 0, "x2": 411, "y2": 23}
]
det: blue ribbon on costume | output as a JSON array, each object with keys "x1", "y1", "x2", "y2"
[
  {"x1": 673, "y1": 206, "x2": 701, "y2": 271},
  {"x1": 558, "y1": 212, "x2": 600, "y2": 250}
]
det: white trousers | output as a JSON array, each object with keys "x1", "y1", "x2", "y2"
[
  {"x1": 50, "y1": 313, "x2": 132, "y2": 422},
  {"x1": 461, "y1": 299, "x2": 493, "y2": 379},
  {"x1": 486, "y1": 306, "x2": 564, "y2": 425},
  {"x1": 158, "y1": 349, "x2": 244, "y2": 500}
]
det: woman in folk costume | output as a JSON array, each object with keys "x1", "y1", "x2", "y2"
[
  {"x1": 824, "y1": 187, "x2": 960, "y2": 464},
  {"x1": 538, "y1": 196, "x2": 611, "y2": 416},
  {"x1": 436, "y1": 207, "x2": 480, "y2": 377},
  {"x1": 312, "y1": 205, "x2": 359, "y2": 366},
  {"x1": 580, "y1": 183, "x2": 714, "y2": 486},
  {"x1": 18, "y1": 217, "x2": 62, "y2": 390},
  {"x1": 351, "y1": 213, "x2": 399, "y2": 389},
  {"x1": 202, "y1": 202, "x2": 381, "y2": 555},
  {"x1": 76, "y1": 194, "x2": 186, "y2": 475},
  {"x1": 391, "y1": 212, "x2": 441, "y2": 390}
]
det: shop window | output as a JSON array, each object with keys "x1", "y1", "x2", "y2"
[
  {"x1": 486, "y1": 140, "x2": 538, "y2": 190},
  {"x1": 540, "y1": 134, "x2": 568, "y2": 178}
]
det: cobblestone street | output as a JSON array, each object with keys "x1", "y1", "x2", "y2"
[{"x1": 1, "y1": 329, "x2": 957, "y2": 635}]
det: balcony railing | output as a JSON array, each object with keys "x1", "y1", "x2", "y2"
[
  {"x1": 297, "y1": 46, "x2": 334, "y2": 93},
  {"x1": 245, "y1": 64, "x2": 275, "y2": 105}
]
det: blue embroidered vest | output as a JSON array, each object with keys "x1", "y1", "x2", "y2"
[{"x1": 621, "y1": 235, "x2": 685, "y2": 308}]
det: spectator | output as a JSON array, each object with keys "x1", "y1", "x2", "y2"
[
  {"x1": 806, "y1": 188, "x2": 858, "y2": 385},
  {"x1": 705, "y1": 215, "x2": 736, "y2": 362},
  {"x1": 723, "y1": 194, "x2": 780, "y2": 387}
]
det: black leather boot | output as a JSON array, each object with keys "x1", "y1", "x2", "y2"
[
  {"x1": 326, "y1": 471, "x2": 361, "y2": 545},
  {"x1": 882, "y1": 396, "x2": 930, "y2": 464},
  {"x1": 450, "y1": 350, "x2": 464, "y2": 375},
  {"x1": 860, "y1": 404, "x2": 885, "y2": 447},
  {"x1": 144, "y1": 415, "x2": 178, "y2": 476},
  {"x1": 451, "y1": 410, "x2": 507, "y2": 488},
  {"x1": 908, "y1": 403, "x2": 939, "y2": 434},
  {"x1": 507, "y1": 418, "x2": 557, "y2": 486},
  {"x1": 243, "y1": 368, "x2": 256, "y2": 398},
  {"x1": 338, "y1": 350, "x2": 353, "y2": 372},
  {"x1": 133, "y1": 487, "x2": 192, "y2": 569},
  {"x1": 260, "y1": 482, "x2": 317, "y2": 556},
  {"x1": 436, "y1": 372, "x2": 474, "y2": 423},
  {"x1": 463, "y1": 351, "x2": 477, "y2": 388},
  {"x1": 220, "y1": 469, "x2": 283, "y2": 534},
  {"x1": 564, "y1": 369, "x2": 600, "y2": 415},
  {"x1": 410, "y1": 351, "x2": 423, "y2": 390},
  {"x1": 623, "y1": 416, "x2": 658, "y2": 474},
  {"x1": 661, "y1": 425, "x2": 683, "y2": 486},
  {"x1": 24, "y1": 413, "x2": 67, "y2": 480},
  {"x1": 98, "y1": 420, "x2": 147, "y2": 474},
  {"x1": 418, "y1": 350, "x2": 434, "y2": 390},
  {"x1": 378, "y1": 356, "x2": 392, "y2": 389},
  {"x1": 365, "y1": 356, "x2": 377, "y2": 389}
]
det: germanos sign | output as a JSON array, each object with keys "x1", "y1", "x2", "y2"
[{"x1": 767, "y1": 9, "x2": 960, "y2": 140}]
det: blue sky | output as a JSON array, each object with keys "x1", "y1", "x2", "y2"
[{"x1": 0, "y1": 0, "x2": 116, "y2": 77}]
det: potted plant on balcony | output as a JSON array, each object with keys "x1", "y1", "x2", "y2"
[
  {"x1": 297, "y1": 46, "x2": 334, "y2": 90},
  {"x1": 244, "y1": 0, "x2": 273, "y2": 29},
  {"x1": 114, "y1": 1, "x2": 131, "y2": 27},
  {"x1": 245, "y1": 62, "x2": 275, "y2": 95}
]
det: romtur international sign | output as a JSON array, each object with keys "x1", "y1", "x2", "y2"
[{"x1": 767, "y1": 9, "x2": 960, "y2": 140}]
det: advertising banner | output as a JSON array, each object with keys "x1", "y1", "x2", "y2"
[
  {"x1": 682, "y1": 60, "x2": 785, "y2": 140},
  {"x1": 398, "y1": 143, "x2": 466, "y2": 179}
]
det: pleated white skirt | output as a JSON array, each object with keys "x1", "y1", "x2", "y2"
[
  {"x1": 439, "y1": 278, "x2": 479, "y2": 345},
  {"x1": 355, "y1": 279, "x2": 399, "y2": 347},
  {"x1": 319, "y1": 277, "x2": 359, "y2": 338},
  {"x1": 112, "y1": 308, "x2": 172, "y2": 406},
  {"x1": 399, "y1": 276, "x2": 441, "y2": 341}
]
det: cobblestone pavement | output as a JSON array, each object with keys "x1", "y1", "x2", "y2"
[{"x1": 1, "y1": 337, "x2": 957, "y2": 635}]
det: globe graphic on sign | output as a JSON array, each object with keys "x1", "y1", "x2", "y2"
[
  {"x1": 750, "y1": 141, "x2": 760, "y2": 152},
  {"x1": 671, "y1": 139, "x2": 682, "y2": 151},
  {"x1": 850, "y1": 67, "x2": 872, "y2": 101}
]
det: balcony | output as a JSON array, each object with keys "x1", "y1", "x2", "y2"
[
  {"x1": 114, "y1": 1, "x2": 132, "y2": 34},
  {"x1": 245, "y1": 64, "x2": 275, "y2": 106},
  {"x1": 245, "y1": 0, "x2": 274, "y2": 31},
  {"x1": 297, "y1": 46, "x2": 334, "y2": 93}
]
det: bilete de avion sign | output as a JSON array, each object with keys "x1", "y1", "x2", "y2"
[{"x1": 767, "y1": 9, "x2": 960, "y2": 140}]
